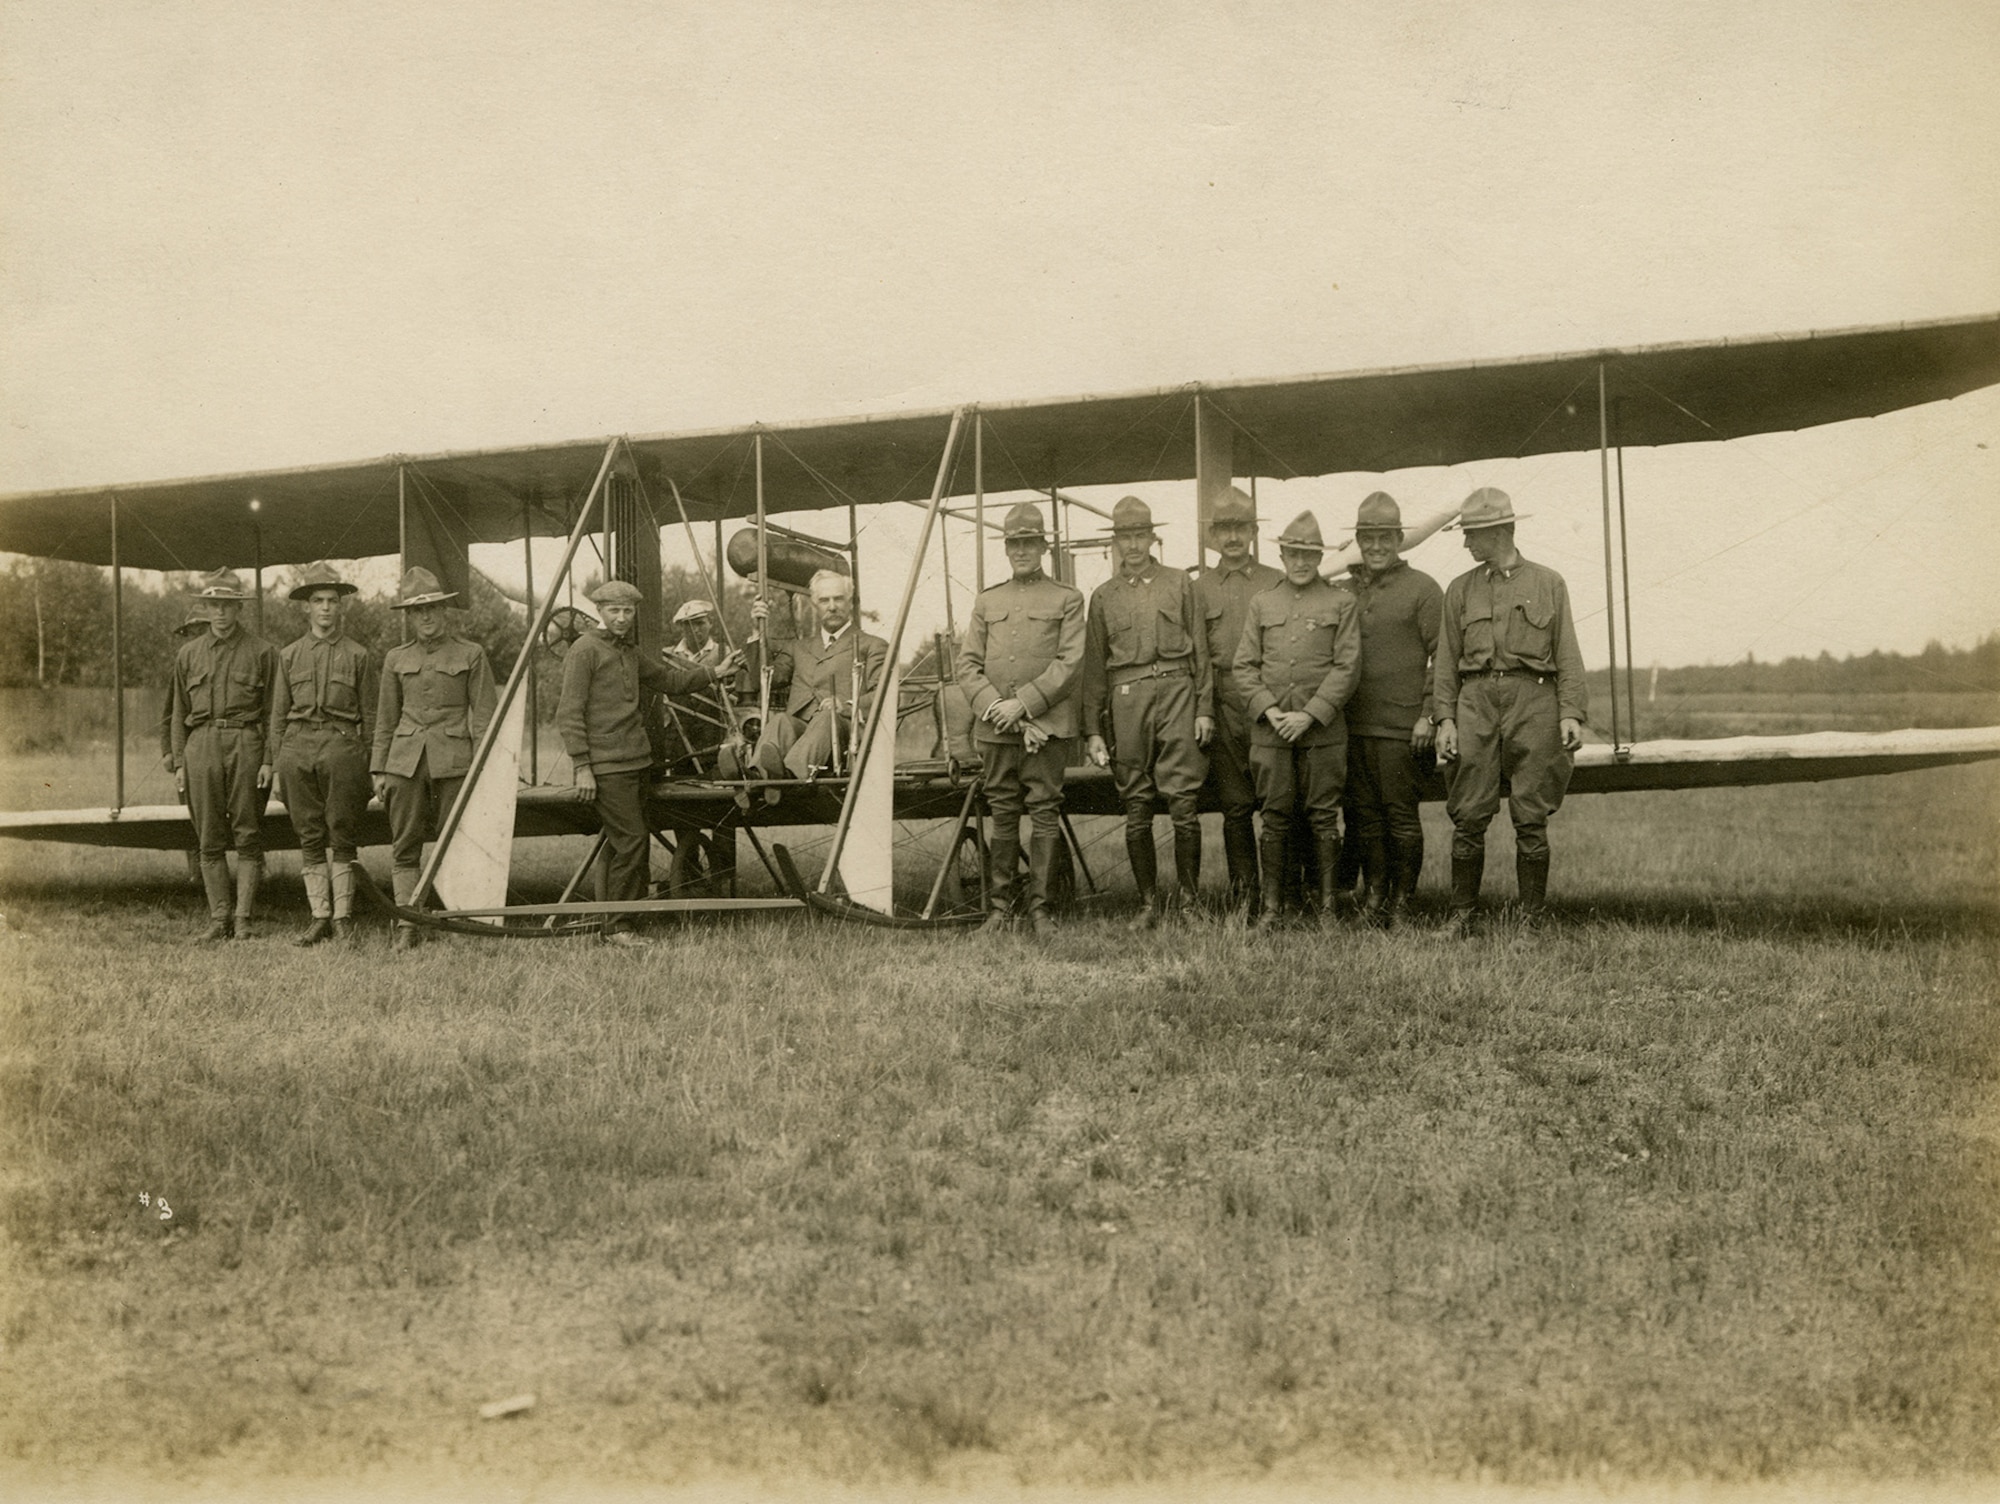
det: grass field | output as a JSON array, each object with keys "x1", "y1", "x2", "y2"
[{"x1": 0, "y1": 707, "x2": 1996, "y2": 1496}]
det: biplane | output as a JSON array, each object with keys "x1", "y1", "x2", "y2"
[{"x1": 2, "y1": 311, "x2": 1997, "y2": 930}]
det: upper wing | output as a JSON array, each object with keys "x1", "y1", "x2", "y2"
[{"x1": 3, "y1": 311, "x2": 1995, "y2": 571}]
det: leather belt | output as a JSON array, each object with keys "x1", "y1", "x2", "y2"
[
  {"x1": 1461, "y1": 667, "x2": 1553, "y2": 685},
  {"x1": 1107, "y1": 660, "x2": 1192, "y2": 687}
]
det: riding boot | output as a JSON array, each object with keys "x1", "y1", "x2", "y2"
[
  {"x1": 1443, "y1": 847, "x2": 1485, "y2": 938},
  {"x1": 329, "y1": 862, "x2": 356, "y2": 940},
  {"x1": 1316, "y1": 835, "x2": 1344, "y2": 928},
  {"x1": 295, "y1": 864, "x2": 333, "y2": 946},
  {"x1": 1222, "y1": 820, "x2": 1260, "y2": 920},
  {"x1": 184, "y1": 849, "x2": 203, "y2": 886},
  {"x1": 198, "y1": 857, "x2": 234, "y2": 941},
  {"x1": 391, "y1": 866, "x2": 422, "y2": 952},
  {"x1": 1251, "y1": 828, "x2": 1288, "y2": 930},
  {"x1": 232, "y1": 858, "x2": 263, "y2": 940},
  {"x1": 1171, "y1": 823, "x2": 1202, "y2": 920},
  {"x1": 1026, "y1": 829, "x2": 1061, "y2": 938},
  {"x1": 1516, "y1": 850, "x2": 1551, "y2": 927},
  {"x1": 1377, "y1": 848, "x2": 1404, "y2": 928},
  {"x1": 980, "y1": 829, "x2": 1020, "y2": 935},
  {"x1": 1356, "y1": 830, "x2": 1389, "y2": 926},
  {"x1": 1125, "y1": 824, "x2": 1160, "y2": 930}
]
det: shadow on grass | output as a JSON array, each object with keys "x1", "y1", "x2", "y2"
[{"x1": 1554, "y1": 889, "x2": 1999, "y2": 944}]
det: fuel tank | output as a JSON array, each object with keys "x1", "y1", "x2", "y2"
[{"x1": 725, "y1": 528, "x2": 850, "y2": 594}]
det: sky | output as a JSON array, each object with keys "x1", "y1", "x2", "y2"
[{"x1": 3, "y1": 1, "x2": 1996, "y2": 667}]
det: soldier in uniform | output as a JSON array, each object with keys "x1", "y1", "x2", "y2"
[
  {"x1": 1234, "y1": 511, "x2": 1361, "y2": 926},
  {"x1": 1081, "y1": 495, "x2": 1213, "y2": 927},
  {"x1": 169, "y1": 570, "x2": 283, "y2": 941},
  {"x1": 1337, "y1": 493, "x2": 1443, "y2": 925},
  {"x1": 160, "y1": 604, "x2": 215, "y2": 886},
  {"x1": 1192, "y1": 484, "x2": 1283, "y2": 919},
  {"x1": 956, "y1": 501, "x2": 1086, "y2": 935},
  {"x1": 748, "y1": 571, "x2": 886, "y2": 780},
  {"x1": 557, "y1": 579, "x2": 744, "y2": 946},
  {"x1": 274, "y1": 562, "x2": 378, "y2": 945},
  {"x1": 371, "y1": 567, "x2": 498, "y2": 951},
  {"x1": 1432, "y1": 487, "x2": 1587, "y2": 934}
]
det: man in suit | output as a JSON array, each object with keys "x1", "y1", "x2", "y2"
[{"x1": 748, "y1": 570, "x2": 887, "y2": 780}]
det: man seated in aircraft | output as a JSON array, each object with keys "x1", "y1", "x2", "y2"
[
  {"x1": 1336, "y1": 493, "x2": 1443, "y2": 927},
  {"x1": 160, "y1": 603, "x2": 215, "y2": 885},
  {"x1": 1192, "y1": 485, "x2": 1284, "y2": 921},
  {"x1": 558, "y1": 579, "x2": 744, "y2": 946},
  {"x1": 957, "y1": 501, "x2": 1086, "y2": 936},
  {"x1": 371, "y1": 568, "x2": 498, "y2": 952},
  {"x1": 1234, "y1": 511, "x2": 1361, "y2": 927},
  {"x1": 170, "y1": 570, "x2": 284, "y2": 942},
  {"x1": 1081, "y1": 496, "x2": 1213, "y2": 927},
  {"x1": 746, "y1": 570, "x2": 886, "y2": 781},
  {"x1": 274, "y1": 561, "x2": 379, "y2": 946},
  {"x1": 1432, "y1": 487, "x2": 1587, "y2": 934},
  {"x1": 662, "y1": 597, "x2": 729, "y2": 774}
]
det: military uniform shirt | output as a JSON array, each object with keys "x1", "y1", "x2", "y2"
[
  {"x1": 372, "y1": 635, "x2": 498, "y2": 778},
  {"x1": 559, "y1": 628, "x2": 720, "y2": 775},
  {"x1": 1080, "y1": 564, "x2": 1213, "y2": 734},
  {"x1": 275, "y1": 630, "x2": 378, "y2": 755},
  {"x1": 1433, "y1": 557, "x2": 1588, "y2": 724},
  {"x1": 1342, "y1": 559, "x2": 1443, "y2": 740},
  {"x1": 169, "y1": 626, "x2": 284, "y2": 766},
  {"x1": 957, "y1": 569, "x2": 1087, "y2": 742},
  {"x1": 1193, "y1": 559, "x2": 1284, "y2": 715},
  {"x1": 1234, "y1": 575, "x2": 1361, "y2": 746}
]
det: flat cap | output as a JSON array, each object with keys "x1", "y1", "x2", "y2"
[
  {"x1": 672, "y1": 598, "x2": 716, "y2": 624},
  {"x1": 587, "y1": 579, "x2": 644, "y2": 607}
]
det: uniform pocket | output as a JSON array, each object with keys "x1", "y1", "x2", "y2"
[
  {"x1": 1462, "y1": 607, "x2": 1495, "y2": 660},
  {"x1": 1512, "y1": 598, "x2": 1554, "y2": 659},
  {"x1": 1156, "y1": 603, "x2": 1188, "y2": 655}
]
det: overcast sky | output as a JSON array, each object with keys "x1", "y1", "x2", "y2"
[{"x1": 3, "y1": 2, "x2": 1996, "y2": 667}]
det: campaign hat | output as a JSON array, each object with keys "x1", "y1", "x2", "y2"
[
  {"x1": 1275, "y1": 510, "x2": 1326, "y2": 551},
  {"x1": 389, "y1": 566, "x2": 458, "y2": 609},
  {"x1": 1106, "y1": 495, "x2": 1159, "y2": 534},
  {"x1": 588, "y1": 579, "x2": 645, "y2": 608},
  {"x1": 1458, "y1": 487, "x2": 1528, "y2": 530},
  {"x1": 673, "y1": 598, "x2": 717, "y2": 624},
  {"x1": 1209, "y1": 485, "x2": 1260, "y2": 527},
  {"x1": 1001, "y1": 502, "x2": 1049, "y2": 540},
  {"x1": 192, "y1": 568, "x2": 253, "y2": 602},
  {"x1": 1351, "y1": 491, "x2": 1404, "y2": 533},
  {"x1": 288, "y1": 560, "x2": 358, "y2": 601}
]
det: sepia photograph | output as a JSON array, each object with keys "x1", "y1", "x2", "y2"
[{"x1": 1, "y1": 3, "x2": 1995, "y2": 1500}]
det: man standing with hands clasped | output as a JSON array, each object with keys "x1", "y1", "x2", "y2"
[
  {"x1": 957, "y1": 501, "x2": 1086, "y2": 936},
  {"x1": 559, "y1": 579, "x2": 744, "y2": 946},
  {"x1": 1235, "y1": 511, "x2": 1360, "y2": 927},
  {"x1": 1432, "y1": 487, "x2": 1587, "y2": 934},
  {"x1": 1081, "y1": 495, "x2": 1213, "y2": 928}
]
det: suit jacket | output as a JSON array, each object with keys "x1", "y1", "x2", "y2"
[{"x1": 772, "y1": 624, "x2": 887, "y2": 722}]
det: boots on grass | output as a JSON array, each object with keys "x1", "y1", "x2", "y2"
[
  {"x1": 295, "y1": 864, "x2": 334, "y2": 946},
  {"x1": 197, "y1": 857, "x2": 233, "y2": 942},
  {"x1": 1251, "y1": 830, "x2": 1288, "y2": 930},
  {"x1": 232, "y1": 857, "x2": 263, "y2": 941},
  {"x1": 1442, "y1": 848, "x2": 1485, "y2": 939},
  {"x1": 1171, "y1": 823, "x2": 1203, "y2": 921},
  {"x1": 980, "y1": 829, "x2": 1020, "y2": 935},
  {"x1": 1025, "y1": 829, "x2": 1061, "y2": 938},
  {"x1": 1516, "y1": 850, "x2": 1551, "y2": 928},
  {"x1": 1221, "y1": 819, "x2": 1259, "y2": 922},
  {"x1": 329, "y1": 861, "x2": 357, "y2": 941},
  {"x1": 1125, "y1": 824, "x2": 1161, "y2": 930},
  {"x1": 391, "y1": 866, "x2": 421, "y2": 952},
  {"x1": 1316, "y1": 835, "x2": 1344, "y2": 929}
]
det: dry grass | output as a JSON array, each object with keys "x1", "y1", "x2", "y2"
[{"x1": 0, "y1": 741, "x2": 1995, "y2": 1493}]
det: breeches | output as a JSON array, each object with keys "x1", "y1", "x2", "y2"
[
  {"x1": 1202, "y1": 699, "x2": 1258, "y2": 830},
  {"x1": 385, "y1": 757, "x2": 466, "y2": 871},
  {"x1": 1108, "y1": 673, "x2": 1205, "y2": 832},
  {"x1": 184, "y1": 724, "x2": 268, "y2": 859},
  {"x1": 276, "y1": 724, "x2": 371, "y2": 862},
  {"x1": 593, "y1": 770, "x2": 652, "y2": 914},
  {"x1": 1444, "y1": 676, "x2": 1571, "y2": 860},
  {"x1": 1250, "y1": 738, "x2": 1346, "y2": 841},
  {"x1": 980, "y1": 737, "x2": 1072, "y2": 838},
  {"x1": 754, "y1": 707, "x2": 850, "y2": 779},
  {"x1": 1345, "y1": 733, "x2": 1424, "y2": 860}
]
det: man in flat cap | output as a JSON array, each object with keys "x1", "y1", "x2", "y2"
[
  {"x1": 274, "y1": 562, "x2": 378, "y2": 944},
  {"x1": 1337, "y1": 493, "x2": 1443, "y2": 926},
  {"x1": 170, "y1": 570, "x2": 283, "y2": 940},
  {"x1": 1192, "y1": 484, "x2": 1284, "y2": 920},
  {"x1": 1081, "y1": 495, "x2": 1213, "y2": 927},
  {"x1": 372, "y1": 567, "x2": 498, "y2": 950},
  {"x1": 661, "y1": 597, "x2": 730, "y2": 775},
  {"x1": 957, "y1": 501, "x2": 1086, "y2": 935},
  {"x1": 160, "y1": 604, "x2": 216, "y2": 886},
  {"x1": 1235, "y1": 511, "x2": 1361, "y2": 925},
  {"x1": 747, "y1": 570, "x2": 885, "y2": 781},
  {"x1": 1432, "y1": 487, "x2": 1587, "y2": 933},
  {"x1": 558, "y1": 578, "x2": 744, "y2": 945}
]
